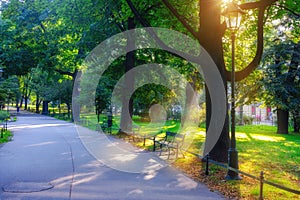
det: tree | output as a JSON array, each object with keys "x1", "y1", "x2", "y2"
[
  {"x1": 54, "y1": 79, "x2": 73, "y2": 118},
  {"x1": 0, "y1": 76, "x2": 20, "y2": 109},
  {"x1": 261, "y1": 1, "x2": 300, "y2": 134},
  {"x1": 0, "y1": 0, "x2": 102, "y2": 117},
  {"x1": 29, "y1": 68, "x2": 58, "y2": 114},
  {"x1": 73, "y1": 0, "x2": 298, "y2": 161},
  {"x1": 19, "y1": 75, "x2": 31, "y2": 110},
  {"x1": 262, "y1": 41, "x2": 300, "y2": 133},
  {"x1": 123, "y1": 0, "x2": 279, "y2": 162},
  {"x1": 1, "y1": 0, "x2": 299, "y2": 160}
]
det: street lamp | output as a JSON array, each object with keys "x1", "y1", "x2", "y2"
[
  {"x1": 0, "y1": 68, "x2": 3, "y2": 111},
  {"x1": 222, "y1": 2, "x2": 244, "y2": 180}
]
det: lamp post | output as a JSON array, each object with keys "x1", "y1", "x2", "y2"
[
  {"x1": 222, "y1": 2, "x2": 244, "y2": 180},
  {"x1": 0, "y1": 68, "x2": 3, "y2": 111},
  {"x1": 0, "y1": 68, "x2": 4, "y2": 137}
]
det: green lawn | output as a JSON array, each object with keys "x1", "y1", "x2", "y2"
[
  {"x1": 182, "y1": 124, "x2": 300, "y2": 199},
  {"x1": 0, "y1": 129, "x2": 12, "y2": 144},
  {"x1": 234, "y1": 125, "x2": 300, "y2": 199},
  {"x1": 0, "y1": 110, "x2": 13, "y2": 144}
]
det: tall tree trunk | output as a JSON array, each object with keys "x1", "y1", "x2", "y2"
[
  {"x1": 20, "y1": 95, "x2": 23, "y2": 108},
  {"x1": 72, "y1": 70, "x2": 80, "y2": 122},
  {"x1": 42, "y1": 101, "x2": 49, "y2": 115},
  {"x1": 277, "y1": 108, "x2": 289, "y2": 134},
  {"x1": 15, "y1": 93, "x2": 20, "y2": 108},
  {"x1": 182, "y1": 78, "x2": 197, "y2": 128},
  {"x1": 200, "y1": 0, "x2": 229, "y2": 162},
  {"x1": 96, "y1": 108, "x2": 100, "y2": 123},
  {"x1": 36, "y1": 94, "x2": 40, "y2": 113},
  {"x1": 58, "y1": 102, "x2": 61, "y2": 115},
  {"x1": 20, "y1": 83, "x2": 27, "y2": 108},
  {"x1": 292, "y1": 111, "x2": 300, "y2": 133},
  {"x1": 288, "y1": 42, "x2": 300, "y2": 133},
  {"x1": 24, "y1": 81, "x2": 29, "y2": 110},
  {"x1": 24, "y1": 96, "x2": 28, "y2": 110},
  {"x1": 120, "y1": 17, "x2": 135, "y2": 133},
  {"x1": 67, "y1": 103, "x2": 71, "y2": 119}
]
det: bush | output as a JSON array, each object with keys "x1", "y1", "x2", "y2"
[
  {"x1": 0, "y1": 111, "x2": 10, "y2": 121},
  {"x1": 236, "y1": 115, "x2": 254, "y2": 125},
  {"x1": 243, "y1": 115, "x2": 254, "y2": 125}
]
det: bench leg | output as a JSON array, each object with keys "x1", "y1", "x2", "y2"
[
  {"x1": 168, "y1": 147, "x2": 171, "y2": 159},
  {"x1": 159, "y1": 144, "x2": 164, "y2": 156}
]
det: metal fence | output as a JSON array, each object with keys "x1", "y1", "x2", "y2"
[{"x1": 185, "y1": 150, "x2": 300, "y2": 199}]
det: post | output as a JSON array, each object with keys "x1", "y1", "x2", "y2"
[
  {"x1": 226, "y1": 31, "x2": 241, "y2": 180},
  {"x1": 107, "y1": 112, "x2": 112, "y2": 134},
  {"x1": 5, "y1": 118, "x2": 7, "y2": 131},
  {"x1": 205, "y1": 154, "x2": 209, "y2": 175},
  {"x1": 259, "y1": 171, "x2": 264, "y2": 200}
]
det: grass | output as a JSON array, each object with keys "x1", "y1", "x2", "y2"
[
  {"x1": 0, "y1": 129, "x2": 13, "y2": 144},
  {"x1": 234, "y1": 125, "x2": 300, "y2": 199},
  {"x1": 73, "y1": 113, "x2": 300, "y2": 199},
  {"x1": 174, "y1": 124, "x2": 300, "y2": 199}
]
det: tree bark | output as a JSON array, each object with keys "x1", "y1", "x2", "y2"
[
  {"x1": 182, "y1": 78, "x2": 197, "y2": 128},
  {"x1": 292, "y1": 111, "x2": 300, "y2": 133},
  {"x1": 72, "y1": 70, "x2": 81, "y2": 122},
  {"x1": 20, "y1": 95, "x2": 23, "y2": 108},
  {"x1": 36, "y1": 94, "x2": 40, "y2": 113},
  {"x1": 67, "y1": 103, "x2": 71, "y2": 119},
  {"x1": 277, "y1": 108, "x2": 289, "y2": 134},
  {"x1": 42, "y1": 101, "x2": 49, "y2": 115},
  {"x1": 200, "y1": 0, "x2": 229, "y2": 162},
  {"x1": 120, "y1": 17, "x2": 135, "y2": 133},
  {"x1": 24, "y1": 95, "x2": 28, "y2": 110}
]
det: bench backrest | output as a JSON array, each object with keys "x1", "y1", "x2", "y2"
[
  {"x1": 165, "y1": 131, "x2": 185, "y2": 143},
  {"x1": 165, "y1": 131, "x2": 177, "y2": 141}
]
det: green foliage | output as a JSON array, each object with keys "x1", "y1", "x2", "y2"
[
  {"x1": 235, "y1": 125, "x2": 300, "y2": 199},
  {"x1": 0, "y1": 76, "x2": 20, "y2": 106},
  {"x1": 261, "y1": 40, "x2": 300, "y2": 111},
  {"x1": 235, "y1": 114, "x2": 254, "y2": 125},
  {"x1": 0, "y1": 130, "x2": 12, "y2": 144},
  {"x1": 0, "y1": 111, "x2": 10, "y2": 121}
]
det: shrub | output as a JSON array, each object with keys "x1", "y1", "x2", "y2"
[
  {"x1": 0, "y1": 111, "x2": 10, "y2": 121},
  {"x1": 236, "y1": 115, "x2": 254, "y2": 125}
]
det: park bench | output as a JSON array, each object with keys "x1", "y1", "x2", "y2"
[
  {"x1": 153, "y1": 131, "x2": 185, "y2": 159},
  {"x1": 119, "y1": 125, "x2": 158, "y2": 147}
]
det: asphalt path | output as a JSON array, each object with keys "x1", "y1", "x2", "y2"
[{"x1": 0, "y1": 111, "x2": 223, "y2": 200}]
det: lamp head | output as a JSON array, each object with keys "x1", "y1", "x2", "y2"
[{"x1": 222, "y1": 2, "x2": 245, "y2": 31}]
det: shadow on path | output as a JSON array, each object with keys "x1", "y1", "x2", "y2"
[{"x1": 0, "y1": 110, "x2": 223, "y2": 200}]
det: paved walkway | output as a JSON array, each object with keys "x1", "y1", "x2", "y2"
[{"x1": 0, "y1": 111, "x2": 223, "y2": 200}]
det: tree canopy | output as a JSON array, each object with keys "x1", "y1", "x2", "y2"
[{"x1": 0, "y1": 0, "x2": 299, "y2": 160}]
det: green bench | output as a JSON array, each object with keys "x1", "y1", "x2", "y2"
[{"x1": 153, "y1": 131, "x2": 185, "y2": 159}]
